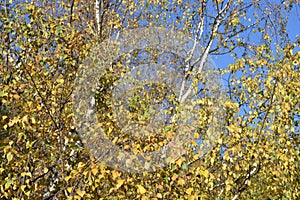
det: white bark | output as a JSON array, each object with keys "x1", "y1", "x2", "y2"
[
  {"x1": 179, "y1": 0, "x2": 232, "y2": 104},
  {"x1": 231, "y1": 166, "x2": 258, "y2": 200},
  {"x1": 95, "y1": 0, "x2": 101, "y2": 34}
]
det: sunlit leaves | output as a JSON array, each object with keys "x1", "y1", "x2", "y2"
[
  {"x1": 224, "y1": 39, "x2": 300, "y2": 199},
  {"x1": 1, "y1": 0, "x2": 299, "y2": 199},
  {"x1": 136, "y1": 184, "x2": 147, "y2": 194}
]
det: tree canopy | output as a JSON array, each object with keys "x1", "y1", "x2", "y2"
[{"x1": 0, "y1": 0, "x2": 299, "y2": 199}]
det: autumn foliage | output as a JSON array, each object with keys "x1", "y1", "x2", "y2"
[{"x1": 0, "y1": 1, "x2": 299, "y2": 199}]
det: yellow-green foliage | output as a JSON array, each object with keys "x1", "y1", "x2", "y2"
[{"x1": 0, "y1": 1, "x2": 299, "y2": 199}]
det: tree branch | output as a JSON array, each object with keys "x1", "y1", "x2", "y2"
[{"x1": 180, "y1": 0, "x2": 233, "y2": 103}]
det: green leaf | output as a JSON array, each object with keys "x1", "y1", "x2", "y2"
[{"x1": 6, "y1": 152, "x2": 13, "y2": 163}]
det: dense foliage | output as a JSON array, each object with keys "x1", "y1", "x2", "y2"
[{"x1": 1, "y1": 0, "x2": 299, "y2": 199}]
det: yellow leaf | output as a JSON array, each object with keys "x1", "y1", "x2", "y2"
[
  {"x1": 226, "y1": 184, "x2": 231, "y2": 191},
  {"x1": 6, "y1": 152, "x2": 13, "y2": 162},
  {"x1": 8, "y1": 117, "x2": 19, "y2": 127},
  {"x1": 200, "y1": 193, "x2": 209, "y2": 198},
  {"x1": 26, "y1": 172, "x2": 32, "y2": 177},
  {"x1": 57, "y1": 78, "x2": 64, "y2": 84},
  {"x1": 186, "y1": 187, "x2": 193, "y2": 195},
  {"x1": 64, "y1": 176, "x2": 71, "y2": 181},
  {"x1": 116, "y1": 179, "x2": 124, "y2": 189},
  {"x1": 91, "y1": 167, "x2": 98, "y2": 176},
  {"x1": 172, "y1": 174, "x2": 178, "y2": 181},
  {"x1": 112, "y1": 136, "x2": 119, "y2": 144},
  {"x1": 31, "y1": 117, "x2": 36, "y2": 124},
  {"x1": 77, "y1": 162, "x2": 85, "y2": 169},
  {"x1": 67, "y1": 187, "x2": 73, "y2": 193},
  {"x1": 21, "y1": 185, "x2": 26, "y2": 192},
  {"x1": 132, "y1": 147, "x2": 139, "y2": 155},
  {"x1": 37, "y1": 105, "x2": 42, "y2": 111},
  {"x1": 247, "y1": 180, "x2": 251, "y2": 186},
  {"x1": 194, "y1": 132, "x2": 199, "y2": 139},
  {"x1": 177, "y1": 178, "x2": 185, "y2": 186},
  {"x1": 109, "y1": 188, "x2": 114, "y2": 194},
  {"x1": 224, "y1": 152, "x2": 231, "y2": 161},
  {"x1": 21, "y1": 115, "x2": 29, "y2": 126},
  {"x1": 76, "y1": 189, "x2": 85, "y2": 197},
  {"x1": 43, "y1": 167, "x2": 49, "y2": 173},
  {"x1": 157, "y1": 193, "x2": 163, "y2": 198},
  {"x1": 111, "y1": 170, "x2": 120, "y2": 179},
  {"x1": 24, "y1": 190, "x2": 30, "y2": 197},
  {"x1": 137, "y1": 184, "x2": 147, "y2": 194},
  {"x1": 83, "y1": 170, "x2": 89, "y2": 176},
  {"x1": 13, "y1": 94, "x2": 20, "y2": 99},
  {"x1": 165, "y1": 132, "x2": 173, "y2": 138},
  {"x1": 217, "y1": 138, "x2": 222, "y2": 144},
  {"x1": 226, "y1": 125, "x2": 235, "y2": 133},
  {"x1": 176, "y1": 158, "x2": 183, "y2": 166},
  {"x1": 0, "y1": 91, "x2": 8, "y2": 97},
  {"x1": 141, "y1": 196, "x2": 148, "y2": 200},
  {"x1": 201, "y1": 169, "x2": 209, "y2": 178}
]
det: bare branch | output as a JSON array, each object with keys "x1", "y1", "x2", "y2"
[
  {"x1": 180, "y1": 0, "x2": 233, "y2": 103},
  {"x1": 179, "y1": 2, "x2": 206, "y2": 100},
  {"x1": 231, "y1": 164, "x2": 260, "y2": 200}
]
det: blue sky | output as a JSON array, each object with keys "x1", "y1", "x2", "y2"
[{"x1": 214, "y1": 4, "x2": 300, "y2": 72}]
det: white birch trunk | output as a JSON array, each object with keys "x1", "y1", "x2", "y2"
[{"x1": 95, "y1": 0, "x2": 100, "y2": 34}]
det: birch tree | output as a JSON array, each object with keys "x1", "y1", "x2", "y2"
[{"x1": 0, "y1": 0, "x2": 299, "y2": 199}]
